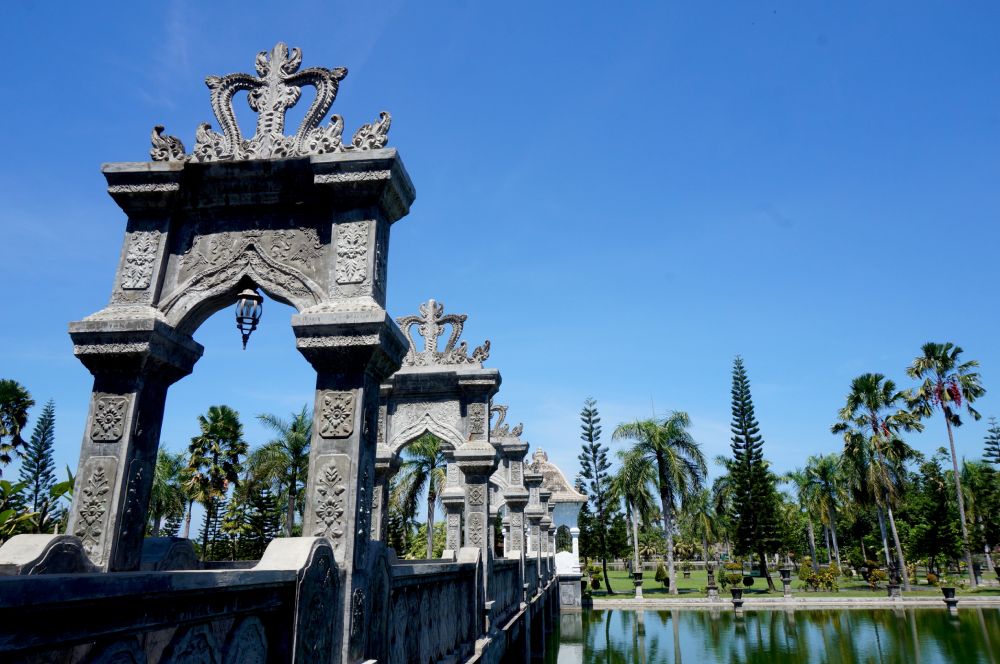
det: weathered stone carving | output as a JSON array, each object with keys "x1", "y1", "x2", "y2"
[
  {"x1": 467, "y1": 485, "x2": 485, "y2": 507},
  {"x1": 467, "y1": 402, "x2": 486, "y2": 436},
  {"x1": 151, "y1": 43, "x2": 391, "y2": 163},
  {"x1": 312, "y1": 455, "x2": 349, "y2": 551},
  {"x1": 468, "y1": 513, "x2": 484, "y2": 547},
  {"x1": 74, "y1": 457, "x2": 116, "y2": 558},
  {"x1": 179, "y1": 228, "x2": 322, "y2": 277},
  {"x1": 489, "y1": 403, "x2": 524, "y2": 438},
  {"x1": 90, "y1": 396, "x2": 129, "y2": 441},
  {"x1": 162, "y1": 623, "x2": 221, "y2": 664},
  {"x1": 295, "y1": 542, "x2": 339, "y2": 662},
  {"x1": 223, "y1": 617, "x2": 267, "y2": 664},
  {"x1": 319, "y1": 391, "x2": 355, "y2": 438},
  {"x1": 397, "y1": 299, "x2": 490, "y2": 367},
  {"x1": 335, "y1": 221, "x2": 369, "y2": 285},
  {"x1": 120, "y1": 230, "x2": 161, "y2": 291},
  {"x1": 150, "y1": 125, "x2": 186, "y2": 162}
]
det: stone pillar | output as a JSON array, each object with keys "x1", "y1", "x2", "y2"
[
  {"x1": 524, "y1": 470, "x2": 544, "y2": 586},
  {"x1": 442, "y1": 451, "x2": 464, "y2": 555},
  {"x1": 571, "y1": 527, "x2": 580, "y2": 559},
  {"x1": 454, "y1": 441, "x2": 497, "y2": 586},
  {"x1": 371, "y1": 452, "x2": 400, "y2": 543},
  {"x1": 500, "y1": 439, "x2": 529, "y2": 557},
  {"x1": 66, "y1": 319, "x2": 201, "y2": 571},
  {"x1": 294, "y1": 309, "x2": 407, "y2": 662}
]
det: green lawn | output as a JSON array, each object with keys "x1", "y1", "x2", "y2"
[{"x1": 584, "y1": 569, "x2": 1000, "y2": 599}]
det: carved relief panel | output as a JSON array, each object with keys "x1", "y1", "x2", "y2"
[
  {"x1": 335, "y1": 221, "x2": 369, "y2": 286},
  {"x1": 73, "y1": 456, "x2": 118, "y2": 562},
  {"x1": 467, "y1": 402, "x2": 486, "y2": 437},
  {"x1": 312, "y1": 454, "x2": 351, "y2": 559},
  {"x1": 120, "y1": 230, "x2": 161, "y2": 290},
  {"x1": 319, "y1": 390, "x2": 356, "y2": 438},
  {"x1": 90, "y1": 395, "x2": 130, "y2": 442}
]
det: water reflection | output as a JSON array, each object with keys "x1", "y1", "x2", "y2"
[{"x1": 546, "y1": 608, "x2": 1000, "y2": 663}]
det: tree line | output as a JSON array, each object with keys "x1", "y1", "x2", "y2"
[{"x1": 576, "y1": 341, "x2": 1000, "y2": 594}]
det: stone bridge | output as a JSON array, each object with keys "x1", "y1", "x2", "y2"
[{"x1": 0, "y1": 43, "x2": 582, "y2": 664}]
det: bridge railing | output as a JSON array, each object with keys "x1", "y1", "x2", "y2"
[
  {"x1": 387, "y1": 558, "x2": 480, "y2": 663},
  {"x1": 524, "y1": 557, "x2": 539, "y2": 599},
  {"x1": 491, "y1": 557, "x2": 522, "y2": 626}
]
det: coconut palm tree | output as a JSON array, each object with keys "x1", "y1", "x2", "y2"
[
  {"x1": 611, "y1": 447, "x2": 657, "y2": 590},
  {"x1": 149, "y1": 449, "x2": 187, "y2": 537},
  {"x1": 186, "y1": 405, "x2": 248, "y2": 559},
  {"x1": 832, "y1": 373, "x2": 922, "y2": 590},
  {"x1": 782, "y1": 468, "x2": 820, "y2": 572},
  {"x1": 906, "y1": 342, "x2": 986, "y2": 587},
  {"x1": 805, "y1": 453, "x2": 844, "y2": 569},
  {"x1": 0, "y1": 380, "x2": 34, "y2": 473},
  {"x1": 248, "y1": 406, "x2": 311, "y2": 536},
  {"x1": 613, "y1": 411, "x2": 707, "y2": 595},
  {"x1": 392, "y1": 433, "x2": 447, "y2": 559}
]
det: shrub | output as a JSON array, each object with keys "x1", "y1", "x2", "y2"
[
  {"x1": 742, "y1": 575, "x2": 754, "y2": 588},
  {"x1": 798, "y1": 557, "x2": 813, "y2": 581},
  {"x1": 926, "y1": 573, "x2": 939, "y2": 586},
  {"x1": 681, "y1": 561, "x2": 693, "y2": 572},
  {"x1": 590, "y1": 575, "x2": 601, "y2": 590},
  {"x1": 868, "y1": 568, "x2": 887, "y2": 590},
  {"x1": 655, "y1": 562, "x2": 669, "y2": 589}
]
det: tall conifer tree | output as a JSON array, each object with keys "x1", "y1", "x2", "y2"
[
  {"x1": 18, "y1": 400, "x2": 58, "y2": 532},
  {"x1": 729, "y1": 357, "x2": 779, "y2": 591},
  {"x1": 577, "y1": 397, "x2": 616, "y2": 594},
  {"x1": 985, "y1": 417, "x2": 1000, "y2": 467}
]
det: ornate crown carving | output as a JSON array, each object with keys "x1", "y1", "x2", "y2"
[
  {"x1": 397, "y1": 299, "x2": 490, "y2": 368},
  {"x1": 489, "y1": 403, "x2": 523, "y2": 438},
  {"x1": 150, "y1": 42, "x2": 390, "y2": 163}
]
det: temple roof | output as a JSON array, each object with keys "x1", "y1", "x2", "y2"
[{"x1": 528, "y1": 449, "x2": 586, "y2": 504}]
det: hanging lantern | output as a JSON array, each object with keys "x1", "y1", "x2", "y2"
[{"x1": 235, "y1": 288, "x2": 263, "y2": 349}]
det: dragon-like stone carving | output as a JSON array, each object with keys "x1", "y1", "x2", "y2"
[
  {"x1": 489, "y1": 402, "x2": 523, "y2": 438},
  {"x1": 150, "y1": 43, "x2": 390, "y2": 162},
  {"x1": 397, "y1": 299, "x2": 490, "y2": 367}
]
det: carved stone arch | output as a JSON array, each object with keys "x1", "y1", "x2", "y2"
[
  {"x1": 387, "y1": 401, "x2": 466, "y2": 456},
  {"x1": 160, "y1": 240, "x2": 325, "y2": 334}
]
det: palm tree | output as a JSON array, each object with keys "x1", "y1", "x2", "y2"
[
  {"x1": 610, "y1": 447, "x2": 657, "y2": 590},
  {"x1": 682, "y1": 488, "x2": 718, "y2": 566},
  {"x1": 248, "y1": 406, "x2": 311, "y2": 536},
  {"x1": 149, "y1": 449, "x2": 186, "y2": 537},
  {"x1": 805, "y1": 453, "x2": 844, "y2": 569},
  {"x1": 782, "y1": 468, "x2": 820, "y2": 572},
  {"x1": 613, "y1": 411, "x2": 707, "y2": 595},
  {"x1": 832, "y1": 373, "x2": 922, "y2": 590},
  {"x1": 0, "y1": 380, "x2": 34, "y2": 473},
  {"x1": 186, "y1": 405, "x2": 247, "y2": 559},
  {"x1": 391, "y1": 433, "x2": 447, "y2": 559},
  {"x1": 906, "y1": 342, "x2": 986, "y2": 587},
  {"x1": 710, "y1": 455, "x2": 736, "y2": 558}
]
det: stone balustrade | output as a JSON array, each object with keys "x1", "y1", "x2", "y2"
[
  {"x1": 492, "y1": 557, "x2": 523, "y2": 627},
  {"x1": 380, "y1": 556, "x2": 481, "y2": 663},
  {"x1": 524, "y1": 557, "x2": 539, "y2": 599}
]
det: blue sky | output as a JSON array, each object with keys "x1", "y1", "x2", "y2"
[{"x1": 2, "y1": 1, "x2": 999, "y2": 498}]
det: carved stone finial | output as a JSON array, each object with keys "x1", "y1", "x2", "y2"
[
  {"x1": 489, "y1": 402, "x2": 523, "y2": 438},
  {"x1": 150, "y1": 42, "x2": 391, "y2": 163},
  {"x1": 396, "y1": 299, "x2": 490, "y2": 368}
]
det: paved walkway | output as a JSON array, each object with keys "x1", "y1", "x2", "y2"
[{"x1": 591, "y1": 595, "x2": 1000, "y2": 609}]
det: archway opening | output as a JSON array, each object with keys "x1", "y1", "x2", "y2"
[
  {"x1": 155, "y1": 293, "x2": 314, "y2": 562},
  {"x1": 386, "y1": 431, "x2": 454, "y2": 560}
]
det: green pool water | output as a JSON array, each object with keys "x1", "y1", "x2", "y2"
[{"x1": 543, "y1": 607, "x2": 1000, "y2": 663}]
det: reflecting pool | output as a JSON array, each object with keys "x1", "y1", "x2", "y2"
[{"x1": 543, "y1": 608, "x2": 1000, "y2": 663}]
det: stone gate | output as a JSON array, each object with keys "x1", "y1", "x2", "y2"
[{"x1": 0, "y1": 43, "x2": 567, "y2": 664}]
